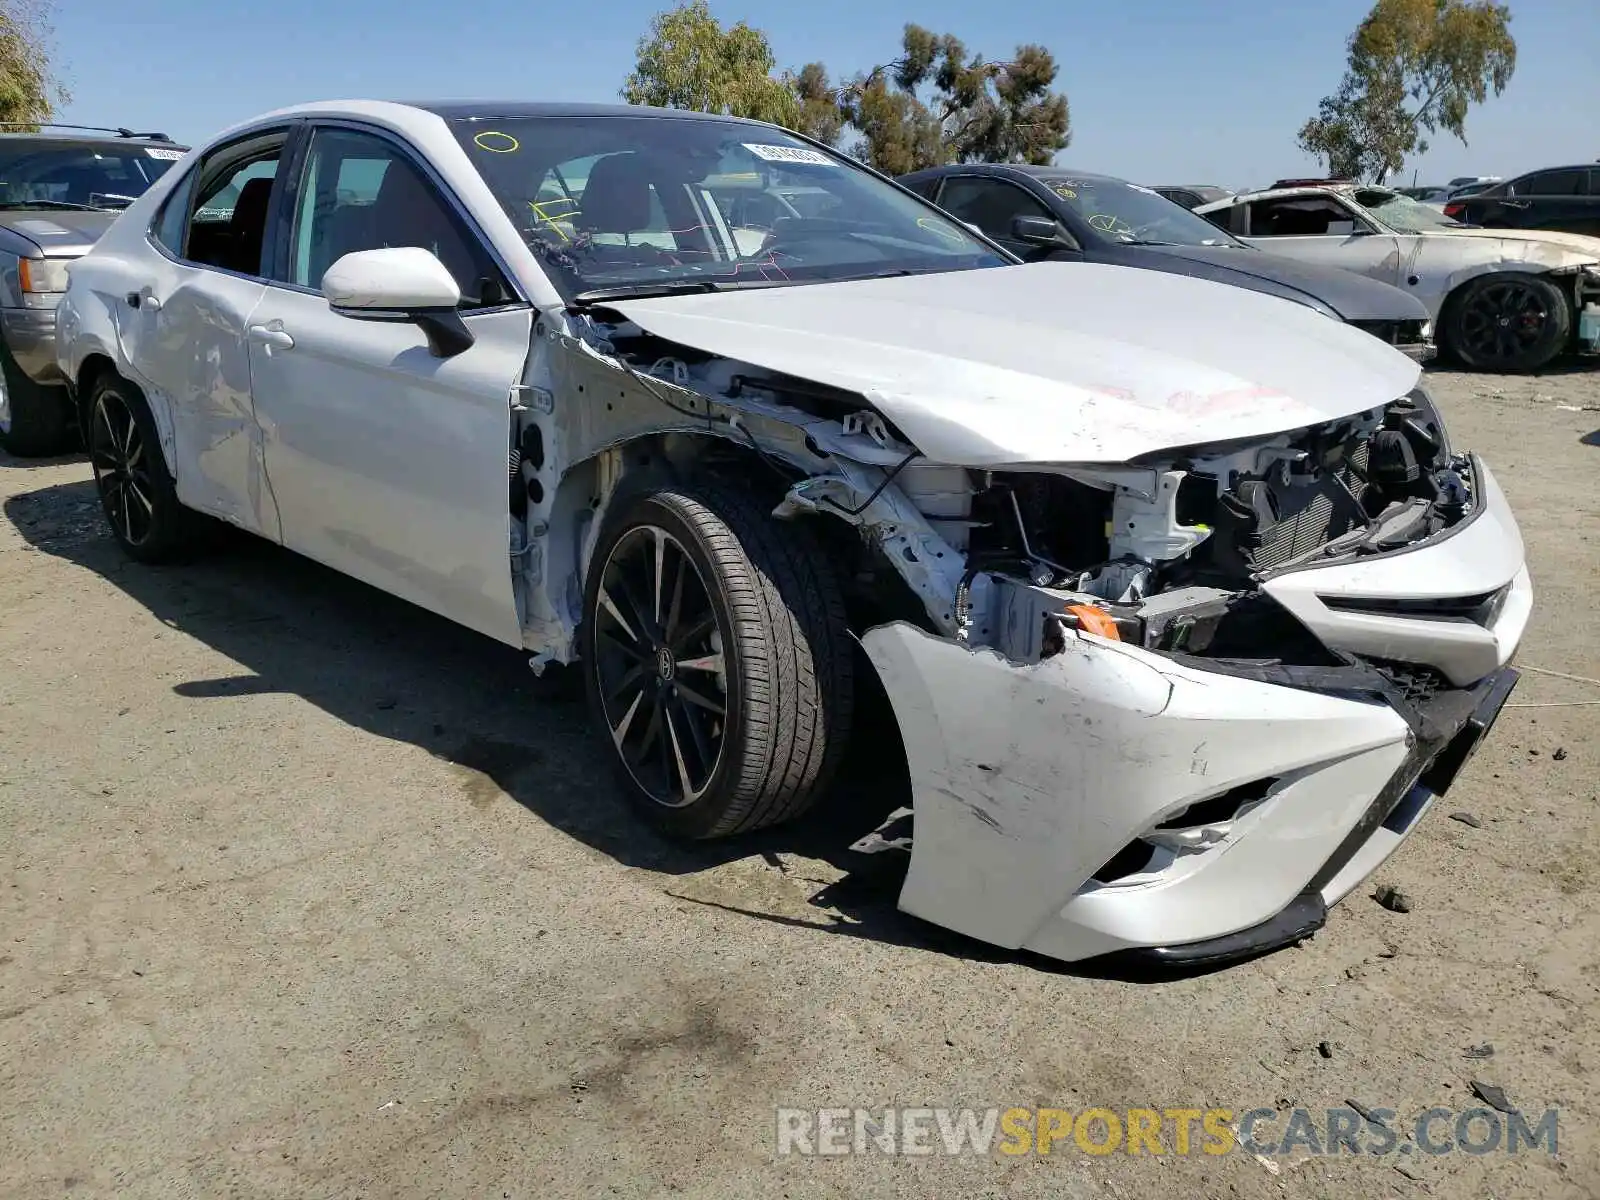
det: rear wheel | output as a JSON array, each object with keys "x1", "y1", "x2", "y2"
[
  {"x1": 1442, "y1": 272, "x2": 1571, "y2": 373},
  {"x1": 87, "y1": 374, "x2": 210, "y2": 562},
  {"x1": 0, "y1": 342, "x2": 73, "y2": 457},
  {"x1": 581, "y1": 478, "x2": 854, "y2": 839}
]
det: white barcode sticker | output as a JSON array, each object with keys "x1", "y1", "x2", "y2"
[
  {"x1": 742, "y1": 143, "x2": 836, "y2": 166},
  {"x1": 145, "y1": 147, "x2": 185, "y2": 161}
]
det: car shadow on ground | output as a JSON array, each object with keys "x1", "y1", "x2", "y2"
[{"x1": 5, "y1": 478, "x2": 1226, "y2": 983}]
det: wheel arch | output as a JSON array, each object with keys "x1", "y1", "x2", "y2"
[
  {"x1": 75, "y1": 356, "x2": 181, "y2": 476},
  {"x1": 537, "y1": 430, "x2": 808, "y2": 662}
]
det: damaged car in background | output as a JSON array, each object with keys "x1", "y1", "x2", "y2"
[
  {"x1": 1197, "y1": 181, "x2": 1600, "y2": 373},
  {"x1": 57, "y1": 102, "x2": 1531, "y2": 967}
]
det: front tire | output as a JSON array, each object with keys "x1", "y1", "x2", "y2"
[
  {"x1": 1441, "y1": 272, "x2": 1571, "y2": 373},
  {"x1": 0, "y1": 341, "x2": 74, "y2": 457},
  {"x1": 581, "y1": 478, "x2": 854, "y2": 839},
  {"x1": 87, "y1": 373, "x2": 209, "y2": 563}
]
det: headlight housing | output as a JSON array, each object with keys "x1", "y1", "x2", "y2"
[{"x1": 18, "y1": 257, "x2": 72, "y2": 309}]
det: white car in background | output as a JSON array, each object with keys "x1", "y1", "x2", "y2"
[
  {"x1": 1197, "y1": 182, "x2": 1600, "y2": 372},
  {"x1": 57, "y1": 101, "x2": 1529, "y2": 968}
]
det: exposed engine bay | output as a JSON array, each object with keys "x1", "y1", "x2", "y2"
[{"x1": 535, "y1": 308, "x2": 1477, "y2": 676}]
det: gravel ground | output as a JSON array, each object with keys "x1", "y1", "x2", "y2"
[{"x1": 1, "y1": 366, "x2": 1597, "y2": 1199}]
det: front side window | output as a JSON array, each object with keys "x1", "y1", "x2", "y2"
[
  {"x1": 1245, "y1": 196, "x2": 1369, "y2": 238},
  {"x1": 1513, "y1": 169, "x2": 1586, "y2": 197},
  {"x1": 287, "y1": 127, "x2": 510, "y2": 307},
  {"x1": 934, "y1": 177, "x2": 1052, "y2": 238},
  {"x1": 450, "y1": 114, "x2": 1004, "y2": 299},
  {"x1": 0, "y1": 140, "x2": 182, "y2": 211},
  {"x1": 1041, "y1": 177, "x2": 1239, "y2": 247}
]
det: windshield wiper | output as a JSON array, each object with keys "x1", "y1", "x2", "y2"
[
  {"x1": 571, "y1": 277, "x2": 813, "y2": 305},
  {"x1": 569, "y1": 279, "x2": 731, "y2": 305},
  {"x1": 0, "y1": 200, "x2": 102, "y2": 211}
]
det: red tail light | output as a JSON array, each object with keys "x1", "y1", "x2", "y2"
[{"x1": 1443, "y1": 202, "x2": 1465, "y2": 220}]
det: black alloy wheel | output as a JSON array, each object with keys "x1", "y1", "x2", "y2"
[
  {"x1": 86, "y1": 374, "x2": 210, "y2": 562},
  {"x1": 593, "y1": 523, "x2": 729, "y2": 808},
  {"x1": 89, "y1": 383, "x2": 158, "y2": 550},
  {"x1": 581, "y1": 480, "x2": 855, "y2": 840},
  {"x1": 1446, "y1": 272, "x2": 1570, "y2": 373}
]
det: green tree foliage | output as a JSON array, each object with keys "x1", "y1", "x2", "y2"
[
  {"x1": 621, "y1": 0, "x2": 800, "y2": 128},
  {"x1": 840, "y1": 26, "x2": 1070, "y2": 173},
  {"x1": 1298, "y1": 0, "x2": 1516, "y2": 182},
  {"x1": 619, "y1": 6, "x2": 1069, "y2": 170},
  {"x1": 0, "y1": 0, "x2": 66, "y2": 127}
]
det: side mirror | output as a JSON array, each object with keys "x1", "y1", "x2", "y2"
[
  {"x1": 322, "y1": 247, "x2": 474, "y2": 357},
  {"x1": 1011, "y1": 214, "x2": 1080, "y2": 252}
]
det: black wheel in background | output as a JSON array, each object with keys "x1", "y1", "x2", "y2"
[
  {"x1": 0, "y1": 341, "x2": 73, "y2": 457},
  {"x1": 1442, "y1": 272, "x2": 1571, "y2": 373}
]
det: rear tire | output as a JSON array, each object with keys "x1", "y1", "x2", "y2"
[
  {"x1": 87, "y1": 373, "x2": 211, "y2": 563},
  {"x1": 581, "y1": 477, "x2": 855, "y2": 839},
  {"x1": 0, "y1": 341, "x2": 74, "y2": 457},
  {"x1": 1441, "y1": 272, "x2": 1570, "y2": 373}
]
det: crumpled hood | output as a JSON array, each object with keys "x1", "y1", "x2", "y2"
[
  {"x1": 0, "y1": 209, "x2": 118, "y2": 257},
  {"x1": 610, "y1": 261, "x2": 1421, "y2": 466},
  {"x1": 1124, "y1": 243, "x2": 1432, "y2": 323},
  {"x1": 1437, "y1": 226, "x2": 1600, "y2": 264}
]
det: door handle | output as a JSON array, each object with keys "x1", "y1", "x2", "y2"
[
  {"x1": 248, "y1": 324, "x2": 295, "y2": 350},
  {"x1": 126, "y1": 291, "x2": 162, "y2": 311}
]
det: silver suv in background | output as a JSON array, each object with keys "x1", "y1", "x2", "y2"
[{"x1": 0, "y1": 124, "x2": 187, "y2": 455}]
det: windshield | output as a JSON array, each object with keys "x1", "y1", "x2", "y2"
[
  {"x1": 1351, "y1": 188, "x2": 1469, "y2": 233},
  {"x1": 450, "y1": 115, "x2": 1005, "y2": 299},
  {"x1": 0, "y1": 140, "x2": 182, "y2": 209},
  {"x1": 1044, "y1": 176, "x2": 1242, "y2": 247}
]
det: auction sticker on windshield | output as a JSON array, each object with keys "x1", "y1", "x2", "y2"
[
  {"x1": 145, "y1": 147, "x2": 185, "y2": 160},
  {"x1": 742, "y1": 144, "x2": 836, "y2": 166}
]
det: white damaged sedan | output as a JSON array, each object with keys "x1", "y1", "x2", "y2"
[{"x1": 57, "y1": 102, "x2": 1531, "y2": 967}]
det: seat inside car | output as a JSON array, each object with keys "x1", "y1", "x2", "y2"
[
  {"x1": 576, "y1": 152, "x2": 667, "y2": 261},
  {"x1": 227, "y1": 176, "x2": 274, "y2": 274},
  {"x1": 362, "y1": 161, "x2": 479, "y2": 296}
]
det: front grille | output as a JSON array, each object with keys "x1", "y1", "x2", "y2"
[{"x1": 1364, "y1": 657, "x2": 1452, "y2": 705}]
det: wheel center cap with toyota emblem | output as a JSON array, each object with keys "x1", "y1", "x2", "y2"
[{"x1": 655, "y1": 646, "x2": 676, "y2": 682}]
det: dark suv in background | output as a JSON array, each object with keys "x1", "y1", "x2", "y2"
[
  {"x1": 1444, "y1": 164, "x2": 1600, "y2": 235},
  {"x1": 0, "y1": 124, "x2": 188, "y2": 455}
]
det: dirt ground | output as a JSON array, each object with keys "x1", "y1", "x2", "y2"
[{"x1": 1, "y1": 367, "x2": 1597, "y2": 1199}]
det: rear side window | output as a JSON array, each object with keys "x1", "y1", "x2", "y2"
[
  {"x1": 150, "y1": 165, "x2": 197, "y2": 256},
  {"x1": 148, "y1": 129, "x2": 289, "y2": 278}
]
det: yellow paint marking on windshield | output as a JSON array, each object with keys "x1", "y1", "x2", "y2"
[
  {"x1": 528, "y1": 198, "x2": 578, "y2": 242},
  {"x1": 474, "y1": 130, "x2": 520, "y2": 154}
]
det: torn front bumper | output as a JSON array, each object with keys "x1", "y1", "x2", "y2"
[{"x1": 859, "y1": 458, "x2": 1529, "y2": 967}]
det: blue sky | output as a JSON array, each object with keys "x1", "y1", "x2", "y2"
[{"x1": 48, "y1": 0, "x2": 1599, "y2": 188}]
